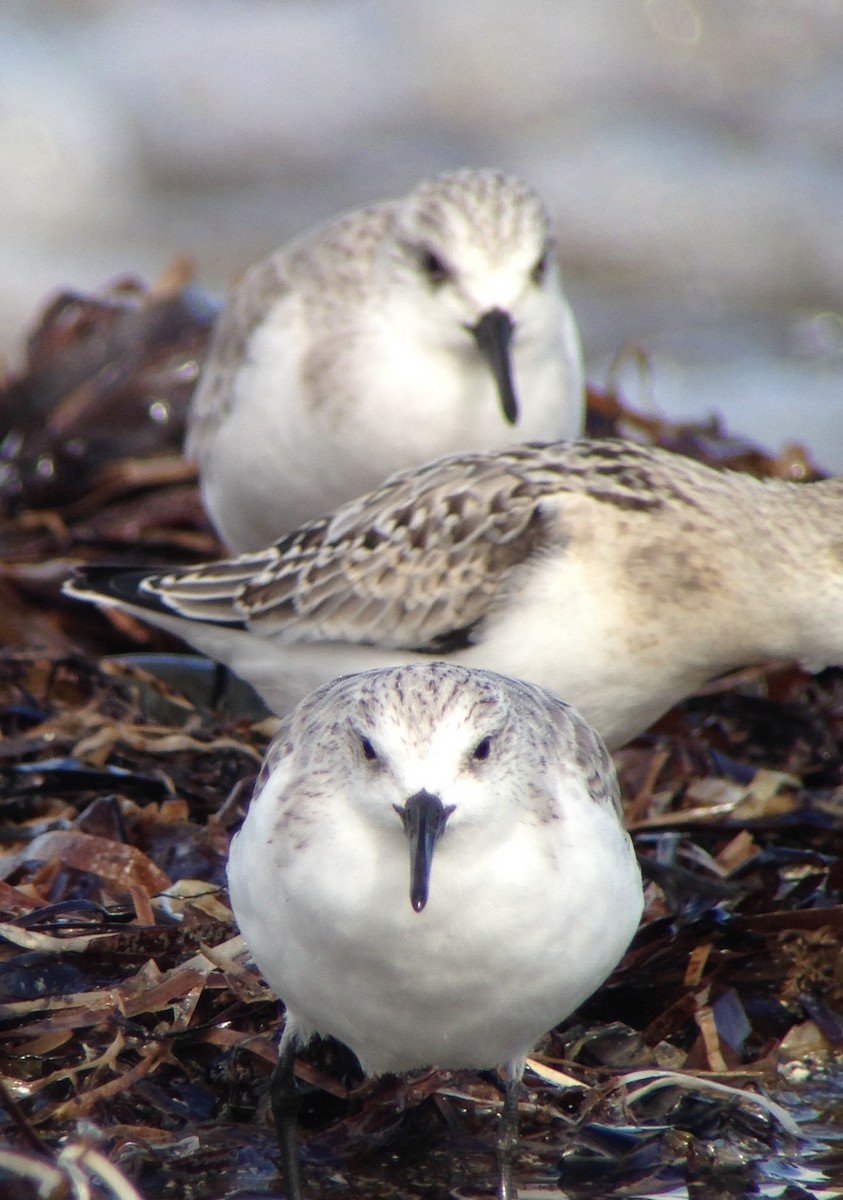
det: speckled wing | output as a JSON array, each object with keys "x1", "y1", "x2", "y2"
[
  {"x1": 559, "y1": 699, "x2": 623, "y2": 820},
  {"x1": 139, "y1": 444, "x2": 572, "y2": 651},
  {"x1": 516, "y1": 679, "x2": 624, "y2": 822}
]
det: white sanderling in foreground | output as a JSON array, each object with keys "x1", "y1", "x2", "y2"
[
  {"x1": 226, "y1": 662, "x2": 643, "y2": 1199},
  {"x1": 63, "y1": 438, "x2": 843, "y2": 749},
  {"x1": 186, "y1": 168, "x2": 584, "y2": 550}
]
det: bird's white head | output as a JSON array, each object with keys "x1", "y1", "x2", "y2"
[
  {"x1": 385, "y1": 169, "x2": 569, "y2": 425},
  {"x1": 280, "y1": 661, "x2": 598, "y2": 913}
]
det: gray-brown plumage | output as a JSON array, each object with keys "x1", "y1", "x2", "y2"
[{"x1": 65, "y1": 438, "x2": 843, "y2": 748}]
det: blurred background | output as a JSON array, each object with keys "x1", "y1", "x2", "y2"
[{"x1": 1, "y1": 0, "x2": 842, "y2": 467}]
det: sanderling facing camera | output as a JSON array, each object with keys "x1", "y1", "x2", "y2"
[
  {"x1": 65, "y1": 438, "x2": 843, "y2": 749},
  {"x1": 226, "y1": 662, "x2": 643, "y2": 1199},
  {"x1": 186, "y1": 168, "x2": 584, "y2": 550}
]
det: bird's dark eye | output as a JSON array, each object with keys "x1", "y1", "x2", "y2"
[
  {"x1": 360, "y1": 736, "x2": 378, "y2": 761},
  {"x1": 419, "y1": 248, "x2": 450, "y2": 285},
  {"x1": 473, "y1": 737, "x2": 492, "y2": 761},
  {"x1": 531, "y1": 250, "x2": 550, "y2": 285}
]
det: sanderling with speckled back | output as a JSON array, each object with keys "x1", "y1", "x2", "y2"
[{"x1": 64, "y1": 438, "x2": 843, "y2": 748}]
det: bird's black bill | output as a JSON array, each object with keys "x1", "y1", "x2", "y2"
[
  {"x1": 471, "y1": 307, "x2": 518, "y2": 425},
  {"x1": 394, "y1": 790, "x2": 454, "y2": 912}
]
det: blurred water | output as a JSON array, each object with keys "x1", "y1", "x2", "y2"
[{"x1": 1, "y1": 0, "x2": 842, "y2": 467}]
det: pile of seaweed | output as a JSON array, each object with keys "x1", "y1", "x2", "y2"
[{"x1": 0, "y1": 274, "x2": 841, "y2": 1199}]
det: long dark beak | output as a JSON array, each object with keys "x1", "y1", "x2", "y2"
[
  {"x1": 470, "y1": 307, "x2": 518, "y2": 426},
  {"x1": 393, "y1": 790, "x2": 454, "y2": 912}
]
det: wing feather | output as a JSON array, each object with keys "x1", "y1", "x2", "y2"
[{"x1": 145, "y1": 446, "x2": 565, "y2": 648}]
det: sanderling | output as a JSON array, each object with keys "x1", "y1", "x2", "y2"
[
  {"x1": 63, "y1": 438, "x2": 843, "y2": 749},
  {"x1": 226, "y1": 662, "x2": 643, "y2": 1199},
  {"x1": 186, "y1": 168, "x2": 584, "y2": 550}
]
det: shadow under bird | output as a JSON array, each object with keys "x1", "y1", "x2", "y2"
[
  {"x1": 64, "y1": 438, "x2": 843, "y2": 750},
  {"x1": 186, "y1": 167, "x2": 584, "y2": 550},
  {"x1": 226, "y1": 662, "x2": 643, "y2": 1199}
]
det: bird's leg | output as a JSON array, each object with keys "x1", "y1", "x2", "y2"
[
  {"x1": 496, "y1": 1066, "x2": 523, "y2": 1200},
  {"x1": 210, "y1": 661, "x2": 231, "y2": 710},
  {"x1": 270, "y1": 1039, "x2": 305, "y2": 1200}
]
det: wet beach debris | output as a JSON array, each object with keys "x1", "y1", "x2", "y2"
[{"x1": 0, "y1": 277, "x2": 841, "y2": 1198}]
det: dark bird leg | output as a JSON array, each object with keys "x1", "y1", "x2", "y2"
[
  {"x1": 210, "y1": 661, "x2": 231, "y2": 709},
  {"x1": 496, "y1": 1066, "x2": 523, "y2": 1200},
  {"x1": 270, "y1": 1039, "x2": 305, "y2": 1200}
]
